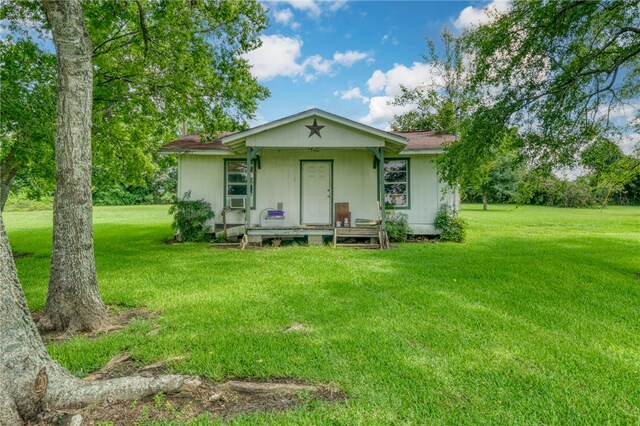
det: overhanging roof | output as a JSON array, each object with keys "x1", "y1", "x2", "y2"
[
  {"x1": 221, "y1": 108, "x2": 408, "y2": 152},
  {"x1": 159, "y1": 110, "x2": 456, "y2": 155}
]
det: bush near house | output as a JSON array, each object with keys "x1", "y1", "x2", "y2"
[
  {"x1": 168, "y1": 191, "x2": 214, "y2": 242},
  {"x1": 434, "y1": 205, "x2": 467, "y2": 242},
  {"x1": 384, "y1": 210, "x2": 411, "y2": 242}
]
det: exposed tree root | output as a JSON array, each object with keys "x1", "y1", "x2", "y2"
[
  {"x1": 35, "y1": 376, "x2": 345, "y2": 425},
  {"x1": 33, "y1": 306, "x2": 160, "y2": 343}
]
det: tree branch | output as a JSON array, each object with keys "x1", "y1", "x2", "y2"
[{"x1": 135, "y1": 0, "x2": 150, "y2": 58}]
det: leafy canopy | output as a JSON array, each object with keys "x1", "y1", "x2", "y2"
[
  {"x1": 1, "y1": 0, "x2": 269, "y2": 199},
  {"x1": 459, "y1": 0, "x2": 640, "y2": 168}
]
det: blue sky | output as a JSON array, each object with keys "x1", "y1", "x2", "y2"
[{"x1": 246, "y1": 1, "x2": 498, "y2": 129}]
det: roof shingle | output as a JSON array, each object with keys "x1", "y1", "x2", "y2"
[
  {"x1": 159, "y1": 130, "x2": 455, "y2": 153},
  {"x1": 391, "y1": 131, "x2": 456, "y2": 150}
]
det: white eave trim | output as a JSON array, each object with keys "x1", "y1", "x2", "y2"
[
  {"x1": 399, "y1": 149, "x2": 444, "y2": 155},
  {"x1": 221, "y1": 108, "x2": 408, "y2": 147},
  {"x1": 159, "y1": 150, "x2": 233, "y2": 156}
]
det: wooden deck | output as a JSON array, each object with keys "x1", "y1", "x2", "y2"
[{"x1": 221, "y1": 224, "x2": 389, "y2": 249}]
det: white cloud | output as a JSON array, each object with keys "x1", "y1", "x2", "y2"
[
  {"x1": 366, "y1": 70, "x2": 387, "y2": 93},
  {"x1": 274, "y1": 8, "x2": 293, "y2": 24},
  {"x1": 332, "y1": 50, "x2": 371, "y2": 67},
  {"x1": 359, "y1": 96, "x2": 414, "y2": 128},
  {"x1": 302, "y1": 54, "x2": 332, "y2": 80},
  {"x1": 244, "y1": 35, "x2": 370, "y2": 81},
  {"x1": 273, "y1": 8, "x2": 300, "y2": 29},
  {"x1": 243, "y1": 35, "x2": 304, "y2": 81},
  {"x1": 366, "y1": 62, "x2": 441, "y2": 96},
  {"x1": 381, "y1": 30, "x2": 398, "y2": 45},
  {"x1": 270, "y1": 0, "x2": 346, "y2": 18},
  {"x1": 328, "y1": 1, "x2": 347, "y2": 12},
  {"x1": 280, "y1": 0, "x2": 321, "y2": 17},
  {"x1": 598, "y1": 101, "x2": 640, "y2": 123},
  {"x1": 616, "y1": 133, "x2": 640, "y2": 155},
  {"x1": 454, "y1": 0, "x2": 510, "y2": 30},
  {"x1": 358, "y1": 62, "x2": 443, "y2": 128},
  {"x1": 334, "y1": 87, "x2": 369, "y2": 104}
]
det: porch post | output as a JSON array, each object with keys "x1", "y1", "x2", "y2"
[
  {"x1": 368, "y1": 147, "x2": 385, "y2": 229},
  {"x1": 245, "y1": 146, "x2": 263, "y2": 229},
  {"x1": 378, "y1": 148, "x2": 385, "y2": 229}
]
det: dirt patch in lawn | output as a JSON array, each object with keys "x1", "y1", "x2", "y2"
[
  {"x1": 35, "y1": 353, "x2": 346, "y2": 425},
  {"x1": 32, "y1": 306, "x2": 160, "y2": 342}
]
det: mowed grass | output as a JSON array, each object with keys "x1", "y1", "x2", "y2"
[{"x1": 5, "y1": 204, "x2": 640, "y2": 425}]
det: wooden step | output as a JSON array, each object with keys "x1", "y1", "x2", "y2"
[
  {"x1": 334, "y1": 243, "x2": 381, "y2": 249},
  {"x1": 334, "y1": 227, "x2": 379, "y2": 237}
]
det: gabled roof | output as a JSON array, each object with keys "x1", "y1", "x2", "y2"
[
  {"x1": 159, "y1": 110, "x2": 456, "y2": 155},
  {"x1": 159, "y1": 133, "x2": 231, "y2": 154},
  {"x1": 393, "y1": 131, "x2": 456, "y2": 152},
  {"x1": 220, "y1": 108, "x2": 407, "y2": 152}
]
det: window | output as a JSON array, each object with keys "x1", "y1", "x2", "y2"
[
  {"x1": 225, "y1": 159, "x2": 255, "y2": 208},
  {"x1": 384, "y1": 159, "x2": 409, "y2": 208}
]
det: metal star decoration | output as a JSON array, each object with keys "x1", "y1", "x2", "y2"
[{"x1": 305, "y1": 118, "x2": 325, "y2": 138}]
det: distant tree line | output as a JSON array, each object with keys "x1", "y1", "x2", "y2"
[{"x1": 461, "y1": 140, "x2": 640, "y2": 208}]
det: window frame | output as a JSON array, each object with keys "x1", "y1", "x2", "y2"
[
  {"x1": 383, "y1": 158, "x2": 410, "y2": 209},
  {"x1": 224, "y1": 158, "x2": 257, "y2": 209}
]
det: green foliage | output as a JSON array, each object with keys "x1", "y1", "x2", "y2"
[
  {"x1": 384, "y1": 210, "x2": 411, "y2": 242},
  {"x1": 391, "y1": 28, "x2": 465, "y2": 134},
  {"x1": 462, "y1": 151, "x2": 526, "y2": 205},
  {"x1": 434, "y1": 205, "x2": 467, "y2": 242},
  {"x1": 459, "y1": 0, "x2": 640, "y2": 168},
  {"x1": 168, "y1": 192, "x2": 214, "y2": 242},
  {"x1": 4, "y1": 192, "x2": 53, "y2": 212},
  {"x1": 0, "y1": 38, "x2": 57, "y2": 200},
  {"x1": 0, "y1": 0, "x2": 269, "y2": 204},
  {"x1": 525, "y1": 176, "x2": 595, "y2": 208},
  {"x1": 580, "y1": 138, "x2": 640, "y2": 206}
]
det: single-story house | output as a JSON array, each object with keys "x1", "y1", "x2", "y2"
[{"x1": 160, "y1": 108, "x2": 458, "y2": 246}]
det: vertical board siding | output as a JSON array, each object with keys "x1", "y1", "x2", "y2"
[{"x1": 176, "y1": 152, "x2": 456, "y2": 234}]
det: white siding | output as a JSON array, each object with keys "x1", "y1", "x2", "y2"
[
  {"x1": 177, "y1": 155, "x2": 226, "y2": 227},
  {"x1": 176, "y1": 151, "x2": 455, "y2": 235},
  {"x1": 246, "y1": 118, "x2": 384, "y2": 148},
  {"x1": 250, "y1": 149, "x2": 378, "y2": 226},
  {"x1": 391, "y1": 154, "x2": 457, "y2": 234}
]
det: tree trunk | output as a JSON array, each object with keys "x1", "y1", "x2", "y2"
[
  {"x1": 0, "y1": 149, "x2": 20, "y2": 212},
  {"x1": 482, "y1": 191, "x2": 488, "y2": 211},
  {"x1": 39, "y1": 0, "x2": 108, "y2": 332},
  {"x1": 1, "y1": 214, "x2": 190, "y2": 423}
]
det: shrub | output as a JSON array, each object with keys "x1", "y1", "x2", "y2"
[
  {"x1": 434, "y1": 205, "x2": 467, "y2": 242},
  {"x1": 168, "y1": 192, "x2": 215, "y2": 242},
  {"x1": 385, "y1": 210, "x2": 411, "y2": 242},
  {"x1": 4, "y1": 192, "x2": 53, "y2": 212}
]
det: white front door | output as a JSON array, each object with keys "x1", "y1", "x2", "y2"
[{"x1": 301, "y1": 161, "x2": 332, "y2": 225}]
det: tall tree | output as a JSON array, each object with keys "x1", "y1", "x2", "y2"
[
  {"x1": 38, "y1": 0, "x2": 106, "y2": 332},
  {"x1": 1, "y1": 0, "x2": 269, "y2": 332},
  {"x1": 390, "y1": 27, "x2": 465, "y2": 134},
  {"x1": 0, "y1": 0, "x2": 268, "y2": 210},
  {"x1": 391, "y1": 28, "x2": 518, "y2": 210},
  {"x1": 441, "y1": 0, "x2": 640, "y2": 184}
]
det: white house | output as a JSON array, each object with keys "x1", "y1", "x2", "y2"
[{"x1": 160, "y1": 108, "x2": 458, "y2": 246}]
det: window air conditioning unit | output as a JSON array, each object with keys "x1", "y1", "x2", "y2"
[{"x1": 228, "y1": 196, "x2": 246, "y2": 209}]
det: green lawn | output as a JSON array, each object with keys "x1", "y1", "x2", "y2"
[{"x1": 5, "y1": 204, "x2": 640, "y2": 424}]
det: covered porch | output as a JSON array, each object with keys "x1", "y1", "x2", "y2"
[
  {"x1": 217, "y1": 110, "x2": 408, "y2": 246},
  {"x1": 220, "y1": 223, "x2": 388, "y2": 249}
]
